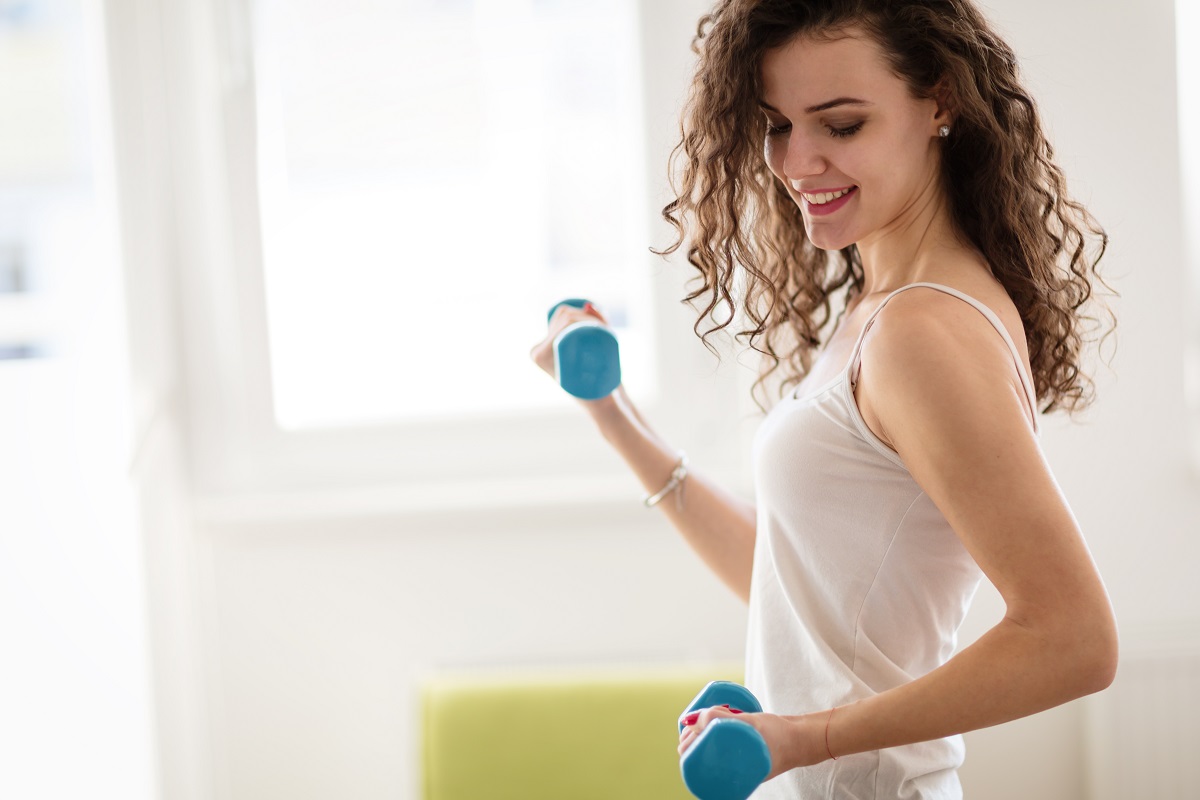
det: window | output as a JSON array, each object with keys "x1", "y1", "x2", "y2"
[
  {"x1": 0, "y1": 0, "x2": 89, "y2": 362},
  {"x1": 252, "y1": 0, "x2": 655, "y2": 428},
  {"x1": 161, "y1": 0, "x2": 750, "y2": 507}
]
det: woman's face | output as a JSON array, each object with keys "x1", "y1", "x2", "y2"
[{"x1": 759, "y1": 27, "x2": 948, "y2": 252}]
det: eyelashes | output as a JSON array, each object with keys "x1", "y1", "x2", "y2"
[
  {"x1": 765, "y1": 121, "x2": 865, "y2": 139},
  {"x1": 828, "y1": 121, "x2": 864, "y2": 139}
]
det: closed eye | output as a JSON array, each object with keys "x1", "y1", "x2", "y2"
[
  {"x1": 765, "y1": 121, "x2": 865, "y2": 138},
  {"x1": 828, "y1": 122, "x2": 864, "y2": 138}
]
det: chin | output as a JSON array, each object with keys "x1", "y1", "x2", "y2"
[{"x1": 804, "y1": 228, "x2": 856, "y2": 252}]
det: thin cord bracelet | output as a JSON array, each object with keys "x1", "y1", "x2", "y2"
[
  {"x1": 644, "y1": 451, "x2": 688, "y2": 511},
  {"x1": 826, "y1": 706, "x2": 839, "y2": 761}
]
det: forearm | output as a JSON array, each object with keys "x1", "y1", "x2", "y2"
[
  {"x1": 586, "y1": 385, "x2": 757, "y2": 602},
  {"x1": 807, "y1": 613, "x2": 1117, "y2": 766}
]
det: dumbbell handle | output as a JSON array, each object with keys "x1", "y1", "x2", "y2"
[{"x1": 680, "y1": 705, "x2": 744, "y2": 728}]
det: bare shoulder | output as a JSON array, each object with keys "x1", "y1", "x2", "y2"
[
  {"x1": 854, "y1": 283, "x2": 1035, "y2": 453},
  {"x1": 866, "y1": 283, "x2": 1024, "y2": 366}
]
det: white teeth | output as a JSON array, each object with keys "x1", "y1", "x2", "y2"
[{"x1": 801, "y1": 187, "x2": 853, "y2": 204}]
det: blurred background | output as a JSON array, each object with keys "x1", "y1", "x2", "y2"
[{"x1": 1, "y1": 0, "x2": 1197, "y2": 797}]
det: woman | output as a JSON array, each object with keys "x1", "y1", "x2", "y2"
[{"x1": 531, "y1": 0, "x2": 1118, "y2": 796}]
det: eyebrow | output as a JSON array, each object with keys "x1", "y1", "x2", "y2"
[{"x1": 759, "y1": 97, "x2": 873, "y2": 114}]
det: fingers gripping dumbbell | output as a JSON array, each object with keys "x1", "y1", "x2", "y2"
[
  {"x1": 678, "y1": 681, "x2": 772, "y2": 800},
  {"x1": 546, "y1": 298, "x2": 621, "y2": 400}
]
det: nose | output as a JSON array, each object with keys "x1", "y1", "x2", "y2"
[{"x1": 781, "y1": 129, "x2": 828, "y2": 185}]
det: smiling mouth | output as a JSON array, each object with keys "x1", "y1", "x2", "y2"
[
  {"x1": 802, "y1": 186, "x2": 856, "y2": 205},
  {"x1": 800, "y1": 185, "x2": 858, "y2": 216}
]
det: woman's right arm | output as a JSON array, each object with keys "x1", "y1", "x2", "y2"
[{"x1": 531, "y1": 305, "x2": 757, "y2": 602}]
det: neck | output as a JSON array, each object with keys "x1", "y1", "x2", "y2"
[{"x1": 854, "y1": 175, "x2": 967, "y2": 295}]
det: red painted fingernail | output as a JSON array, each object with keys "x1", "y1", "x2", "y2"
[{"x1": 681, "y1": 704, "x2": 743, "y2": 727}]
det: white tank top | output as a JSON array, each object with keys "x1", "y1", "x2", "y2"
[{"x1": 744, "y1": 283, "x2": 1040, "y2": 799}]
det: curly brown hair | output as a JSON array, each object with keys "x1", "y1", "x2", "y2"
[{"x1": 654, "y1": 0, "x2": 1115, "y2": 414}]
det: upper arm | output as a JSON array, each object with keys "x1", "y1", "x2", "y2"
[{"x1": 855, "y1": 291, "x2": 1113, "y2": 634}]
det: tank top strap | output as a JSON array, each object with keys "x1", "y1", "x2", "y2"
[{"x1": 847, "y1": 282, "x2": 1040, "y2": 433}]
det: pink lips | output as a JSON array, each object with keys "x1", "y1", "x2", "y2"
[{"x1": 803, "y1": 186, "x2": 858, "y2": 216}]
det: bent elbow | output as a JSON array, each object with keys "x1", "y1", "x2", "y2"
[
  {"x1": 1076, "y1": 613, "x2": 1119, "y2": 696},
  {"x1": 1091, "y1": 631, "x2": 1119, "y2": 694}
]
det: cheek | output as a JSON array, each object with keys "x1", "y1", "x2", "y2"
[{"x1": 885, "y1": 119, "x2": 933, "y2": 174}]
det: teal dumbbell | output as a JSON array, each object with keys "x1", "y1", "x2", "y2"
[
  {"x1": 546, "y1": 298, "x2": 621, "y2": 400},
  {"x1": 678, "y1": 681, "x2": 771, "y2": 800}
]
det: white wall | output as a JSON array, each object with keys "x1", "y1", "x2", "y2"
[
  {"x1": 0, "y1": 3, "x2": 159, "y2": 798},
  {"x1": 142, "y1": 0, "x2": 1197, "y2": 799},
  {"x1": 0, "y1": 314, "x2": 158, "y2": 800},
  {"x1": 980, "y1": 0, "x2": 1199, "y2": 630}
]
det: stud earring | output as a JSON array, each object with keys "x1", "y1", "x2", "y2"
[{"x1": 938, "y1": 125, "x2": 951, "y2": 138}]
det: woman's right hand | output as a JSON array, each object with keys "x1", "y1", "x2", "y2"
[
  {"x1": 531, "y1": 299, "x2": 757, "y2": 601},
  {"x1": 528, "y1": 301, "x2": 612, "y2": 385}
]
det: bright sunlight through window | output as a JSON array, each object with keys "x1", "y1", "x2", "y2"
[{"x1": 252, "y1": 0, "x2": 654, "y2": 429}]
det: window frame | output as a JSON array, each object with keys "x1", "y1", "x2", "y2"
[
  {"x1": 155, "y1": 0, "x2": 755, "y2": 519},
  {"x1": 1178, "y1": 0, "x2": 1200, "y2": 475}
]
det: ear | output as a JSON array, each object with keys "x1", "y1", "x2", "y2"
[{"x1": 931, "y1": 76, "x2": 956, "y2": 128}]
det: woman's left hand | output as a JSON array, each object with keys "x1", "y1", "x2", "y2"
[{"x1": 678, "y1": 706, "x2": 829, "y2": 780}]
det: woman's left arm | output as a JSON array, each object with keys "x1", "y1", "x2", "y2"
[
  {"x1": 681, "y1": 292, "x2": 1119, "y2": 773},
  {"x1": 825, "y1": 292, "x2": 1118, "y2": 765}
]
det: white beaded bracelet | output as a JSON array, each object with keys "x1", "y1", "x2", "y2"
[{"x1": 644, "y1": 451, "x2": 688, "y2": 510}]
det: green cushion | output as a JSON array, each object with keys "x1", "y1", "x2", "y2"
[{"x1": 421, "y1": 665, "x2": 744, "y2": 800}]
